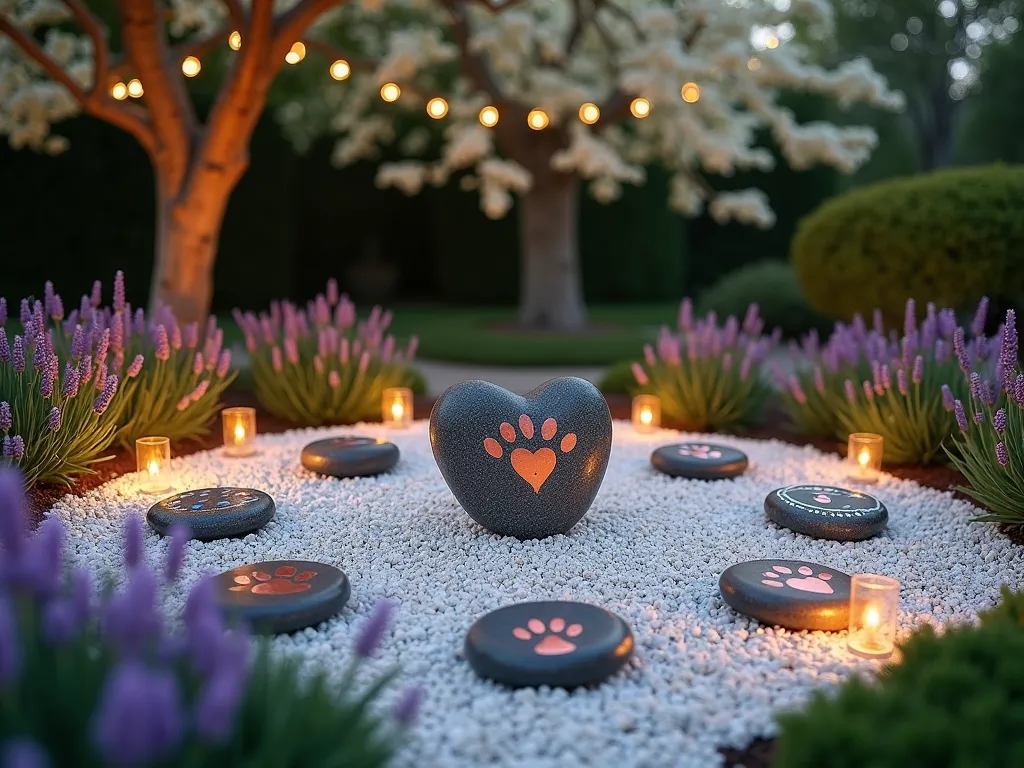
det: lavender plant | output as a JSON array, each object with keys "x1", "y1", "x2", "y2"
[
  {"x1": 781, "y1": 298, "x2": 995, "y2": 465},
  {"x1": 0, "y1": 297, "x2": 127, "y2": 486},
  {"x1": 947, "y1": 309, "x2": 1024, "y2": 526},
  {"x1": 630, "y1": 300, "x2": 777, "y2": 432},
  {"x1": 0, "y1": 469, "x2": 420, "y2": 767},
  {"x1": 235, "y1": 281, "x2": 420, "y2": 426}
]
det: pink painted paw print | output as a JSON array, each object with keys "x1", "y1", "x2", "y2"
[
  {"x1": 512, "y1": 617, "x2": 583, "y2": 656},
  {"x1": 761, "y1": 564, "x2": 834, "y2": 594},
  {"x1": 679, "y1": 444, "x2": 722, "y2": 460}
]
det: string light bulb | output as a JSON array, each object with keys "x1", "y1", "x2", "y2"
[
  {"x1": 228, "y1": 30, "x2": 242, "y2": 50},
  {"x1": 330, "y1": 59, "x2": 351, "y2": 80},
  {"x1": 527, "y1": 108, "x2": 549, "y2": 130},
  {"x1": 285, "y1": 41, "x2": 306, "y2": 64},
  {"x1": 126, "y1": 78, "x2": 143, "y2": 98},
  {"x1": 747, "y1": 57, "x2": 761, "y2": 71},
  {"x1": 111, "y1": 81, "x2": 128, "y2": 100},
  {"x1": 681, "y1": 82, "x2": 700, "y2": 103},
  {"x1": 629, "y1": 97, "x2": 650, "y2": 118},
  {"x1": 578, "y1": 102, "x2": 600, "y2": 124},
  {"x1": 765, "y1": 35, "x2": 779, "y2": 49},
  {"x1": 426, "y1": 97, "x2": 449, "y2": 119},
  {"x1": 380, "y1": 82, "x2": 401, "y2": 102},
  {"x1": 479, "y1": 105, "x2": 499, "y2": 127},
  {"x1": 181, "y1": 56, "x2": 201, "y2": 77}
]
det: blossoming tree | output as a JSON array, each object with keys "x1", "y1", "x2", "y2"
[{"x1": 281, "y1": 0, "x2": 902, "y2": 330}]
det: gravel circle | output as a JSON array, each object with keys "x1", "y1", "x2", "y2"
[{"x1": 49, "y1": 422, "x2": 1024, "y2": 767}]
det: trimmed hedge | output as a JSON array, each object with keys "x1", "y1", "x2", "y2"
[{"x1": 791, "y1": 164, "x2": 1024, "y2": 325}]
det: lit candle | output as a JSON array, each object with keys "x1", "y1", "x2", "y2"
[
  {"x1": 631, "y1": 394, "x2": 661, "y2": 433},
  {"x1": 847, "y1": 573, "x2": 900, "y2": 659},
  {"x1": 222, "y1": 406, "x2": 257, "y2": 457},
  {"x1": 847, "y1": 432, "x2": 883, "y2": 483},
  {"x1": 382, "y1": 387, "x2": 413, "y2": 429},
  {"x1": 136, "y1": 436, "x2": 172, "y2": 494}
]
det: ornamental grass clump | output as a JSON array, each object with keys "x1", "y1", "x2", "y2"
[
  {"x1": 236, "y1": 280, "x2": 420, "y2": 425},
  {"x1": 0, "y1": 296, "x2": 126, "y2": 486},
  {"x1": 781, "y1": 298, "x2": 995, "y2": 464},
  {"x1": 629, "y1": 299, "x2": 777, "y2": 432},
  {"x1": 774, "y1": 585, "x2": 1024, "y2": 768},
  {"x1": 0, "y1": 469, "x2": 420, "y2": 768},
  {"x1": 947, "y1": 309, "x2": 1024, "y2": 526}
]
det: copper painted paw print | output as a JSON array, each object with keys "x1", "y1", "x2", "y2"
[
  {"x1": 512, "y1": 617, "x2": 583, "y2": 656},
  {"x1": 761, "y1": 564, "x2": 834, "y2": 594},
  {"x1": 230, "y1": 565, "x2": 316, "y2": 595},
  {"x1": 483, "y1": 415, "x2": 577, "y2": 493},
  {"x1": 679, "y1": 444, "x2": 722, "y2": 460}
]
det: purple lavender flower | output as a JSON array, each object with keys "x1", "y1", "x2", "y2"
[
  {"x1": 47, "y1": 406, "x2": 61, "y2": 432},
  {"x1": 43, "y1": 597, "x2": 79, "y2": 645},
  {"x1": 912, "y1": 355, "x2": 924, "y2": 384},
  {"x1": 175, "y1": 396, "x2": 190, "y2": 411},
  {"x1": 953, "y1": 328, "x2": 969, "y2": 372},
  {"x1": 110, "y1": 315, "x2": 124, "y2": 353},
  {"x1": 394, "y1": 686, "x2": 424, "y2": 726},
  {"x1": 31, "y1": 338, "x2": 47, "y2": 372},
  {"x1": 216, "y1": 350, "x2": 231, "y2": 378},
  {"x1": 970, "y1": 372, "x2": 983, "y2": 403},
  {"x1": 127, "y1": 355, "x2": 144, "y2": 378},
  {"x1": 339, "y1": 338, "x2": 350, "y2": 365},
  {"x1": 91, "y1": 660, "x2": 184, "y2": 767},
  {"x1": 182, "y1": 322, "x2": 198, "y2": 350},
  {"x1": 934, "y1": 338, "x2": 947, "y2": 363},
  {"x1": 2, "y1": 738, "x2": 50, "y2": 768},
  {"x1": 813, "y1": 366, "x2": 825, "y2": 394},
  {"x1": 95, "y1": 327, "x2": 110, "y2": 364},
  {"x1": 972, "y1": 296, "x2": 989, "y2": 336},
  {"x1": 871, "y1": 361, "x2": 883, "y2": 394},
  {"x1": 355, "y1": 600, "x2": 394, "y2": 657},
  {"x1": 192, "y1": 353, "x2": 204, "y2": 376},
  {"x1": 315, "y1": 295, "x2": 331, "y2": 326},
  {"x1": 169, "y1": 322, "x2": 182, "y2": 351},
  {"x1": 941, "y1": 384, "x2": 954, "y2": 411},
  {"x1": 723, "y1": 316, "x2": 739, "y2": 346},
  {"x1": 996, "y1": 441, "x2": 1009, "y2": 466},
  {"x1": 189, "y1": 380, "x2": 210, "y2": 403},
  {"x1": 94, "y1": 361, "x2": 108, "y2": 393},
  {"x1": 897, "y1": 369, "x2": 909, "y2": 396},
  {"x1": 863, "y1": 380, "x2": 874, "y2": 400},
  {"x1": 124, "y1": 515, "x2": 143, "y2": 569},
  {"x1": 789, "y1": 376, "x2": 807, "y2": 405},
  {"x1": 954, "y1": 400, "x2": 968, "y2": 432},
  {"x1": 984, "y1": 379, "x2": 997, "y2": 406},
  {"x1": 999, "y1": 309, "x2": 1017, "y2": 385},
  {"x1": 631, "y1": 362, "x2": 649, "y2": 386},
  {"x1": 0, "y1": 298, "x2": 6, "y2": 326},
  {"x1": 94, "y1": 375, "x2": 119, "y2": 415},
  {"x1": 20, "y1": 518, "x2": 64, "y2": 599},
  {"x1": 993, "y1": 408, "x2": 1007, "y2": 433},
  {"x1": 739, "y1": 355, "x2": 752, "y2": 381},
  {"x1": 903, "y1": 298, "x2": 916, "y2": 342},
  {"x1": 7, "y1": 436, "x2": 24, "y2": 462},
  {"x1": 975, "y1": 335, "x2": 990, "y2": 362},
  {"x1": 271, "y1": 346, "x2": 283, "y2": 372},
  {"x1": 164, "y1": 525, "x2": 190, "y2": 581},
  {"x1": 132, "y1": 308, "x2": 145, "y2": 336},
  {"x1": 69, "y1": 324, "x2": 85, "y2": 360},
  {"x1": 313, "y1": 355, "x2": 324, "y2": 374},
  {"x1": 722, "y1": 353, "x2": 733, "y2": 371},
  {"x1": 112, "y1": 270, "x2": 126, "y2": 313},
  {"x1": 0, "y1": 329, "x2": 8, "y2": 364},
  {"x1": 0, "y1": 402, "x2": 10, "y2": 432},
  {"x1": 79, "y1": 355, "x2": 92, "y2": 386},
  {"x1": 153, "y1": 325, "x2": 170, "y2": 362},
  {"x1": 49, "y1": 294, "x2": 64, "y2": 322},
  {"x1": 12, "y1": 336, "x2": 25, "y2": 374},
  {"x1": 1016, "y1": 374, "x2": 1024, "y2": 405},
  {"x1": 328, "y1": 370, "x2": 341, "y2": 388},
  {"x1": 194, "y1": 665, "x2": 247, "y2": 744},
  {"x1": 975, "y1": 410, "x2": 985, "y2": 424},
  {"x1": 18, "y1": 298, "x2": 30, "y2": 326},
  {"x1": 336, "y1": 296, "x2": 356, "y2": 329},
  {"x1": 284, "y1": 337, "x2": 299, "y2": 366},
  {"x1": 39, "y1": 369, "x2": 54, "y2": 399},
  {"x1": 104, "y1": 566, "x2": 161, "y2": 658},
  {"x1": 0, "y1": 593, "x2": 18, "y2": 686},
  {"x1": 327, "y1": 278, "x2": 339, "y2": 306},
  {"x1": 89, "y1": 280, "x2": 102, "y2": 308}
]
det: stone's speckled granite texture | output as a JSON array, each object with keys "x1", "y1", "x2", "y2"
[
  {"x1": 147, "y1": 487, "x2": 275, "y2": 541},
  {"x1": 465, "y1": 601, "x2": 634, "y2": 688},
  {"x1": 650, "y1": 442, "x2": 749, "y2": 480},
  {"x1": 719, "y1": 560, "x2": 852, "y2": 631},
  {"x1": 429, "y1": 377, "x2": 612, "y2": 540},
  {"x1": 765, "y1": 484, "x2": 888, "y2": 541},
  {"x1": 300, "y1": 437, "x2": 400, "y2": 478},
  {"x1": 214, "y1": 560, "x2": 350, "y2": 635}
]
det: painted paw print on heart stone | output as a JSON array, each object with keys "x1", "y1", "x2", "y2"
[
  {"x1": 512, "y1": 617, "x2": 583, "y2": 656},
  {"x1": 761, "y1": 564, "x2": 834, "y2": 594},
  {"x1": 230, "y1": 565, "x2": 316, "y2": 595},
  {"x1": 483, "y1": 415, "x2": 577, "y2": 493},
  {"x1": 679, "y1": 444, "x2": 722, "y2": 460}
]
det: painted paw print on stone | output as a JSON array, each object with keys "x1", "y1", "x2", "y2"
[
  {"x1": 761, "y1": 564, "x2": 834, "y2": 594},
  {"x1": 483, "y1": 415, "x2": 577, "y2": 493},
  {"x1": 513, "y1": 617, "x2": 583, "y2": 656},
  {"x1": 230, "y1": 565, "x2": 316, "y2": 595},
  {"x1": 679, "y1": 444, "x2": 722, "y2": 460}
]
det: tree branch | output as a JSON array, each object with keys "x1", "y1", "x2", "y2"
[
  {"x1": 108, "y1": 29, "x2": 229, "y2": 80},
  {"x1": 59, "y1": 0, "x2": 109, "y2": 88},
  {"x1": 223, "y1": 0, "x2": 245, "y2": 30}
]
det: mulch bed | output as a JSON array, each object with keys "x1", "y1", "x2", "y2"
[{"x1": 23, "y1": 389, "x2": 1020, "y2": 768}]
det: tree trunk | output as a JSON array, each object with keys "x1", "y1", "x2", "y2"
[{"x1": 517, "y1": 175, "x2": 587, "y2": 331}]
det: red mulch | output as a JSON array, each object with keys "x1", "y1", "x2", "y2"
[{"x1": 24, "y1": 390, "x2": 1021, "y2": 768}]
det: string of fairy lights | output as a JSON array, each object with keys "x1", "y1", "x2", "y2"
[{"x1": 108, "y1": 32, "x2": 706, "y2": 129}]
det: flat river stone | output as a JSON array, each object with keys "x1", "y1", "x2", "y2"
[
  {"x1": 765, "y1": 484, "x2": 888, "y2": 541},
  {"x1": 214, "y1": 560, "x2": 350, "y2": 634},
  {"x1": 719, "y1": 559, "x2": 852, "y2": 631},
  {"x1": 300, "y1": 437, "x2": 399, "y2": 478},
  {"x1": 465, "y1": 601, "x2": 634, "y2": 688},
  {"x1": 650, "y1": 442, "x2": 749, "y2": 480},
  {"x1": 430, "y1": 377, "x2": 612, "y2": 539},
  {"x1": 147, "y1": 488, "x2": 275, "y2": 541}
]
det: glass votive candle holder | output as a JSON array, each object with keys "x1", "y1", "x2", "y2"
[
  {"x1": 222, "y1": 407, "x2": 257, "y2": 457},
  {"x1": 136, "y1": 436, "x2": 172, "y2": 494},
  {"x1": 383, "y1": 387, "x2": 413, "y2": 428},
  {"x1": 632, "y1": 394, "x2": 661, "y2": 433},
  {"x1": 847, "y1": 573, "x2": 900, "y2": 660},
  {"x1": 848, "y1": 432, "x2": 883, "y2": 483}
]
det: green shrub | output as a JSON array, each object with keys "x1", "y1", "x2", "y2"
[
  {"x1": 597, "y1": 361, "x2": 635, "y2": 395},
  {"x1": 630, "y1": 299, "x2": 777, "y2": 432},
  {"x1": 696, "y1": 260, "x2": 829, "y2": 340},
  {"x1": 946, "y1": 309, "x2": 1023, "y2": 525},
  {"x1": 236, "y1": 282, "x2": 421, "y2": 425},
  {"x1": 774, "y1": 586, "x2": 1024, "y2": 768},
  {"x1": 0, "y1": 469, "x2": 419, "y2": 767},
  {"x1": 792, "y1": 164, "x2": 1024, "y2": 326}
]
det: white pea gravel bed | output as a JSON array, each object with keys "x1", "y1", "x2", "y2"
[{"x1": 49, "y1": 422, "x2": 1023, "y2": 767}]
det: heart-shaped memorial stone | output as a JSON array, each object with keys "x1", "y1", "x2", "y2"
[{"x1": 429, "y1": 377, "x2": 612, "y2": 539}]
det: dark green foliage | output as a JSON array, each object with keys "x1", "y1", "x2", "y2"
[
  {"x1": 792, "y1": 165, "x2": 1024, "y2": 325},
  {"x1": 597, "y1": 361, "x2": 635, "y2": 395},
  {"x1": 696, "y1": 260, "x2": 829, "y2": 340},
  {"x1": 775, "y1": 587, "x2": 1024, "y2": 768}
]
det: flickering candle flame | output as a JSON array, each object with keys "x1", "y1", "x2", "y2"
[
  {"x1": 848, "y1": 574, "x2": 899, "y2": 659},
  {"x1": 383, "y1": 387, "x2": 413, "y2": 429},
  {"x1": 859, "y1": 449, "x2": 871, "y2": 468},
  {"x1": 136, "y1": 436, "x2": 171, "y2": 494},
  {"x1": 848, "y1": 433, "x2": 883, "y2": 483},
  {"x1": 234, "y1": 423, "x2": 246, "y2": 442},
  {"x1": 391, "y1": 400, "x2": 404, "y2": 419},
  {"x1": 640, "y1": 408, "x2": 653, "y2": 425},
  {"x1": 631, "y1": 395, "x2": 661, "y2": 433},
  {"x1": 222, "y1": 407, "x2": 257, "y2": 457},
  {"x1": 147, "y1": 459, "x2": 160, "y2": 476}
]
